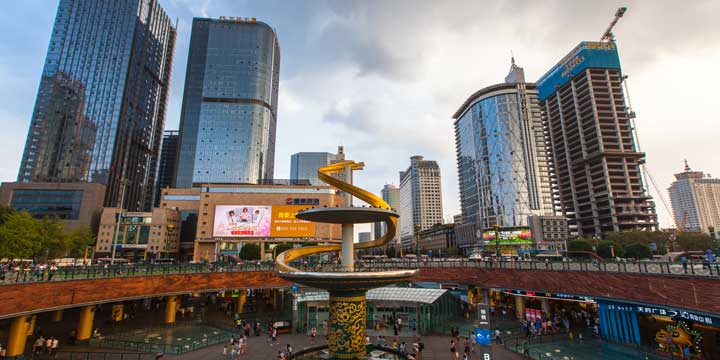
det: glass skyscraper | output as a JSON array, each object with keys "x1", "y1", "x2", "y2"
[
  {"x1": 17, "y1": 0, "x2": 176, "y2": 212},
  {"x1": 175, "y1": 17, "x2": 280, "y2": 187},
  {"x1": 453, "y1": 60, "x2": 555, "y2": 233},
  {"x1": 154, "y1": 130, "x2": 179, "y2": 206},
  {"x1": 290, "y1": 151, "x2": 339, "y2": 186}
]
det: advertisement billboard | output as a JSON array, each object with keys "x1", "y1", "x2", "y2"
[
  {"x1": 213, "y1": 206, "x2": 272, "y2": 237},
  {"x1": 270, "y1": 205, "x2": 315, "y2": 237},
  {"x1": 482, "y1": 227, "x2": 532, "y2": 245},
  {"x1": 213, "y1": 205, "x2": 315, "y2": 238}
]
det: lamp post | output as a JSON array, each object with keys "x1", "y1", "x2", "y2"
[
  {"x1": 494, "y1": 224, "x2": 500, "y2": 258},
  {"x1": 110, "y1": 179, "x2": 129, "y2": 265},
  {"x1": 414, "y1": 224, "x2": 421, "y2": 257}
]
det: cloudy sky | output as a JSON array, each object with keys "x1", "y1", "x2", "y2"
[{"x1": 1, "y1": 0, "x2": 719, "y2": 229}]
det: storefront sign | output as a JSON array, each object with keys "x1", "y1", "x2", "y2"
[
  {"x1": 636, "y1": 305, "x2": 717, "y2": 326},
  {"x1": 500, "y1": 289, "x2": 594, "y2": 303}
]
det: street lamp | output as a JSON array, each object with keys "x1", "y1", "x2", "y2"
[{"x1": 494, "y1": 224, "x2": 500, "y2": 258}]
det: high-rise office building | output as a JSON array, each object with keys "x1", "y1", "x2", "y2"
[
  {"x1": 453, "y1": 59, "x2": 555, "y2": 237},
  {"x1": 374, "y1": 184, "x2": 401, "y2": 248},
  {"x1": 154, "y1": 130, "x2": 179, "y2": 206},
  {"x1": 18, "y1": 0, "x2": 176, "y2": 212},
  {"x1": 291, "y1": 151, "x2": 340, "y2": 186},
  {"x1": 668, "y1": 161, "x2": 720, "y2": 234},
  {"x1": 175, "y1": 17, "x2": 280, "y2": 187},
  {"x1": 537, "y1": 41, "x2": 657, "y2": 236},
  {"x1": 399, "y1": 156, "x2": 443, "y2": 249}
]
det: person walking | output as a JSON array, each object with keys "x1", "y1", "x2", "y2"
[
  {"x1": 50, "y1": 337, "x2": 58, "y2": 357},
  {"x1": 494, "y1": 328, "x2": 502, "y2": 344},
  {"x1": 450, "y1": 339, "x2": 458, "y2": 359}
]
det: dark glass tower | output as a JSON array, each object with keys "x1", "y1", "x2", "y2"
[
  {"x1": 18, "y1": 0, "x2": 176, "y2": 211},
  {"x1": 175, "y1": 18, "x2": 280, "y2": 187},
  {"x1": 154, "y1": 130, "x2": 179, "y2": 206}
]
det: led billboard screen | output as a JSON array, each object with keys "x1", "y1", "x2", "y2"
[
  {"x1": 213, "y1": 205, "x2": 315, "y2": 237},
  {"x1": 482, "y1": 227, "x2": 532, "y2": 245}
]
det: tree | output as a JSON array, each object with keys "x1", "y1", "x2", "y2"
[
  {"x1": 273, "y1": 243, "x2": 295, "y2": 258},
  {"x1": 568, "y1": 239, "x2": 594, "y2": 253},
  {"x1": 239, "y1": 243, "x2": 261, "y2": 260},
  {"x1": 65, "y1": 226, "x2": 96, "y2": 258},
  {"x1": 597, "y1": 240, "x2": 624, "y2": 259},
  {"x1": 675, "y1": 232, "x2": 713, "y2": 252},
  {"x1": 37, "y1": 217, "x2": 67, "y2": 259},
  {"x1": 0, "y1": 211, "x2": 42, "y2": 259},
  {"x1": 624, "y1": 243, "x2": 652, "y2": 260},
  {"x1": 0, "y1": 206, "x2": 16, "y2": 225}
]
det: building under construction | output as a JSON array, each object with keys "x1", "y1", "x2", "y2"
[{"x1": 536, "y1": 41, "x2": 658, "y2": 236}]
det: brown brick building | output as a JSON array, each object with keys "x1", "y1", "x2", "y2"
[{"x1": 159, "y1": 183, "x2": 344, "y2": 261}]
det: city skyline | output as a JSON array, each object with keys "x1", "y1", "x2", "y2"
[{"x1": 3, "y1": 1, "x2": 720, "y2": 228}]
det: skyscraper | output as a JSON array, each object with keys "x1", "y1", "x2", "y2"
[
  {"x1": 668, "y1": 161, "x2": 720, "y2": 234},
  {"x1": 154, "y1": 130, "x2": 179, "y2": 206},
  {"x1": 175, "y1": 17, "x2": 280, "y2": 187},
  {"x1": 18, "y1": 0, "x2": 176, "y2": 211},
  {"x1": 399, "y1": 156, "x2": 443, "y2": 250},
  {"x1": 453, "y1": 59, "x2": 555, "y2": 237},
  {"x1": 374, "y1": 184, "x2": 401, "y2": 248},
  {"x1": 291, "y1": 151, "x2": 340, "y2": 186},
  {"x1": 537, "y1": 41, "x2": 657, "y2": 236}
]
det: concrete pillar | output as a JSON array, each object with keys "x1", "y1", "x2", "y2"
[
  {"x1": 541, "y1": 298, "x2": 551, "y2": 315},
  {"x1": 515, "y1": 296, "x2": 526, "y2": 320},
  {"x1": 260, "y1": 241, "x2": 266, "y2": 260},
  {"x1": 165, "y1": 296, "x2": 178, "y2": 324},
  {"x1": 6, "y1": 315, "x2": 31, "y2": 357},
  {"x1": 341, "y1": 164, "x2": 354, "y2": 272},
  {"x1": 77, "y1": 306, "x2": 95, "y2": 341},
  {"x1": 51, "y1": 309, "x2": 64, "y2": 322},
  {"x1": 236, "y1": 291, "x2": 247, "y2": 314},
  {"x1": 111, "y1": 303, "x2": 124, "y2": 322}
]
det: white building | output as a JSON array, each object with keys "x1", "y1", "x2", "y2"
[
  {"x1": 668, "y1": 161, "x2": 720, "y2": 234},
  {"x1": 399, "y1": 156, "x2": 444, "y2": 250}
]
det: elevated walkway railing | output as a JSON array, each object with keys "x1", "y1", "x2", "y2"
[{"x1": 1, "y1": 258, "x2": 717, "y2": 287}]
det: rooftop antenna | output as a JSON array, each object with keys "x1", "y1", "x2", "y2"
[{"x1": 684, "y1": 159, "x2": 691, "y2": 172}]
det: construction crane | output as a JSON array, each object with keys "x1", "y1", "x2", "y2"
[{"x1": 601, "y1": 7, "x2": 627, "y2": 42}]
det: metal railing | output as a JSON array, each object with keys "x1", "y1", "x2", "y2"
[
  {"x1": 26, "y1": 350, "x2": 156, "y2": 360},
  {"x1": 1, "y1": 258, "x2": 718, "y2": 286}
]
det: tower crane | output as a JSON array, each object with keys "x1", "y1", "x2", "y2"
[{"x1": 601, "y1": 7, "x2": 627, "y2": 42}]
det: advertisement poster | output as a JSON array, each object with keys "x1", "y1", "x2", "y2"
[
  {"x1": 213, "y1": 205, "x2": 271, "y2": 237},
  {"x1": 482, "y1": 227, "x2": 532, "y2": 245},
  {"x1": 270, "y1": 205, "x2": 315, "y2": 237}
]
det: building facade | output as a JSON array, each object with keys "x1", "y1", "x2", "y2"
[
  {"x1": 175, "y1": 17, "x2": 280, "y2": 187},
  {"x1": 453, "y1": 60, "x2": 555, "y2": 250},
  {"x1": 528, "y1": 215, "x2": 570, "y2": 253},
  {"x1": 0, "y1": 182, "x2": 106, "y2": 231},
  {"x1": 537, "y1": 41, "x2": 657, "y2": 236},
  {"x1": 159, "y1": 183, "x2": 344, "y2": 261},
  {"x1": 373, "y1": 184, "x2": 401, "y2": 251},
  {"x1": 358, "y1": 232, "x2": 372, "y2": 243},
  {"x1": 154, "y1": 130, "x2": 179, "y2": 206},
  {"x1": 18, "y1": 0, "x2": 176, "y2": 212},
  {"x1": 95, "y1": 207, "x2": 181, "y2": 259},
  {"x1": 290, "y1": 150, "x2": 340, "y2": 186},
  {"x1": 419, "y1": 223, "x2": 457, "y2": 256},
  {"x1": 399, "y1": 156, "x2": 444, "y2": 250},
  {"x1": 668, "y1": 162, "x2": 720, "y2": 234}
]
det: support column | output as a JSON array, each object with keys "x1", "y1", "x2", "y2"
[
  {"x1": 260, "y1": 240, "x2": 266, "y2": 260},
  {"x1": 165, "y1": 296, "x2": 178, "y2": 324},
  {"x1": 6, "y1": 315, "x2": 31, "y2": 357},
  {"x1": 328, "y1": 291, "x2": 366, "y2": 359},
  {"x1": 341, "y1": 164, "x2": 354, "y2": 272},
  {"x1": 51, "y1": 309, "x2": 64, "y2": 322},
  {"x1": 541, "y1": 298, "x2": 551, "y2": 315},
  {"x1": 515, "y1": 296, "x2": 526, "y2": 320},
  {"x1": 236, "y1": 291, "x2": 247, "y2": 314},
  {"x1": 77, "y1": 306, "x2": 95, "y2": 341},
  {"x1": 112, "y1": 303, "x2": 124, "y2": 322}
]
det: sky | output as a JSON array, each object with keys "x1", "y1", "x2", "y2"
[{"x1": 1, "y1": 0, "x2": 720, "y2": 230}]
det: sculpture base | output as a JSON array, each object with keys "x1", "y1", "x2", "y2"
[{"x1": 327, "y1": 290, "x2": 367, "y2": 359}]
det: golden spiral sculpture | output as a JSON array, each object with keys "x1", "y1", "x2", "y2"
[{"x1": 275, "y1": 160, "x2": 396, "y2": 273}]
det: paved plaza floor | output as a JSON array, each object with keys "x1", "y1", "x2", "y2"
[{"x1": 160, "y1": 334, "x2": 524, "y2": 360}]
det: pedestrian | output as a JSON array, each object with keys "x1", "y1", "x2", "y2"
[
  {"x1": 286, "y1": 344, "x2": 293, "y2": 358},
  {"x1": 310, "y1": 327, "x2": 317, "y2": 344},
  {"x1": 463, "y1": 337, "x2": 470, "y2": 354},
  {"x1": 522, "y1": 339, "x2": 529, "y2": 356},
  {"x1": 230, "y1": 348, "x2": 237, "y2": 360},
  {"x1": 462, "y1": 352, "x2": 469, "y2": 360},
  {"x1": 223, "y1": 344, "x2": 227, "y2": 357},
  {"x1": 494, "y1": 328, "x2": 502, "y2": 344},
  {"x1": 450, "y1": 339, "x2": 458, "y2": 359},
  {"x1": 681, "y1": 256, "x2": 688, "y2": 272},
  {"x1": 50, "y1": 337, "x2": 58, "y2": 356}
]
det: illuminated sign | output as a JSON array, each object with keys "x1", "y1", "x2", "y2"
[
  {"x1": 285, "y1": 198, "x2": 320, "y2": 205},
  {"x1": 212, "y1": 205, "x2": 315, "y2": 238},
  {"x1": 537, "y1": 41, "x2": 621, "y2": 101},
  {"x1": 501, "y1": 289, "x2": 594, "y2": 303},
  {"x1": 218, "y1": 16, "x2": 257, "y2": 23},
  {"x1": 600, "y1": 300, "x2": 720, "y2": 327},
  {"x1": 482, "y1": 227, "x2": 532, "y2": 245}
]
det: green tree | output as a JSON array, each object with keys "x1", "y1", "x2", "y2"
[
  {"x1": 65, "y1": 226, "x2": 96, "y2": 258},
  {"x1": 0, "y1": 211, "x2": 42, "y2": 258},
  {"x1": 675, "y1": 232, "x2": 713, "y2": 252},
  {"x1": 597, "y1": 240, "x2": 624, "y2": 259},
  {"x1": 0, "y1": 206, "x2": 16, "y2": 225},
  {"x1": 568, "y1": 239, "x2": 594, "y2": 253},
  {"x1": 239, "y1": 243, "x2": 261, "y2": 260},
  {"x1": 624, "y1": 243, "x2": 652, "y2": 259},
  {"x1": 37, "y1": 217, "x2": 67, "y2": 259},
  {"x1": 273, "y1": 243, "x2": 295, "y2": 258}
]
